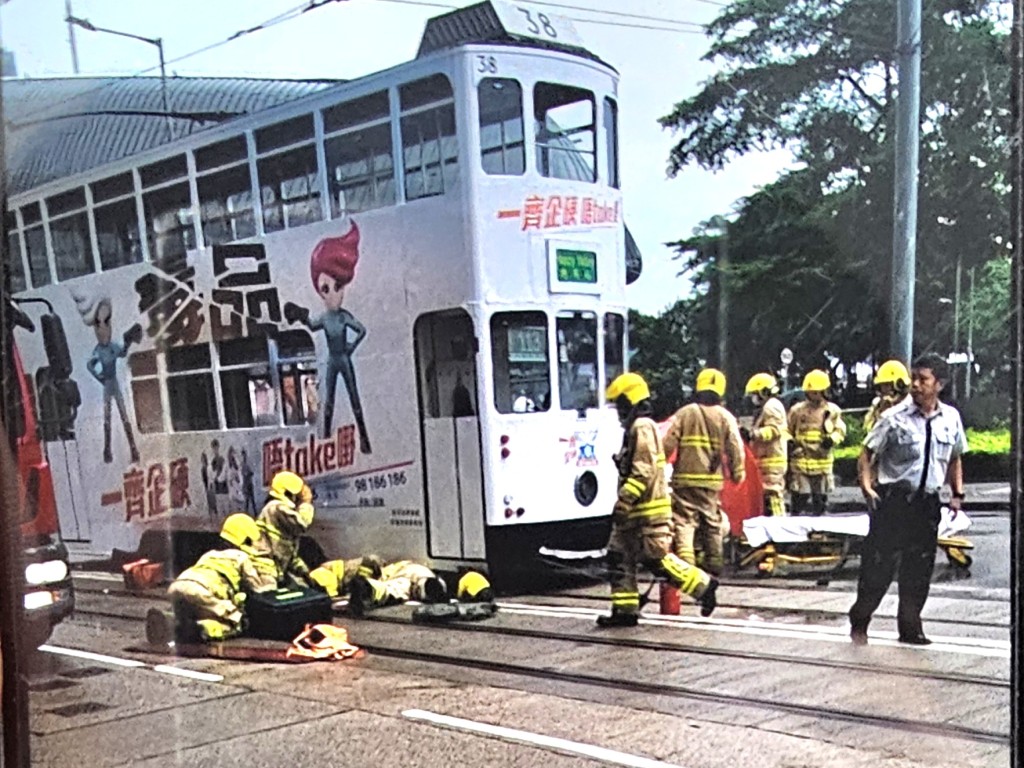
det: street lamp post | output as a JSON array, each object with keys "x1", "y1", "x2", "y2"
[{"x1": 65, "y1": 14, "x2": 171, "y2": 139}]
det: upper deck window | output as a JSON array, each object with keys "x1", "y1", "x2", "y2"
[
  {"x1": 257, "y1": 116, "x2": 323, "y2": 234},
  {"x1": 46, "y1": 187, "x2": 93, "y2": 282},
  {"x1": 323, "y1": 90, "x2": 395, "y2": 215},
  {"x1": 400, "y1": 74, "x2": 459, "y2": 200},
  {"x1": 479, "y1": 78, "x2": 525, "y2": 176},
  {"x1": 6, "y1": 212, "x2": 26, "y2": 293},
  {"x1": 491, "y1": 311, "x2": 550, "y2": 414},
  {"x1": 140, "y1": 154, "x2": 195, "y2": 262},
  {"x1": 603, "y1": 98, "x2": 620, "y2": 189},
  {"x1": 20, "y1": 203, "x2": 51, "y2": 288},
  {"x1": 534, "y1": 83, "x2": 596, "y2": 182},
  {"x1": 91, "y1": 173, "x2": 142, "y2": 271},
  {"x1": 604, "y1": 313, "x2": 625, "y2": 385}
]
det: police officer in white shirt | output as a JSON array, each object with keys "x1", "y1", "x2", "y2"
[{"x1": 849, "y1": 353, "x2": 968, "y2": 645}]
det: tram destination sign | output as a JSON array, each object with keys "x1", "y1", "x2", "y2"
[{"x1": 555, "y1": 248, "x2": 597, "y2": 284}]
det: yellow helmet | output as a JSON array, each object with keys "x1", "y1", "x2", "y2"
[
  {"x1": 221, "y1": 513, "x2": 260, "y2": 549},
  {"x1": 874, "y1": 360, "x2": 910, "y2": 389},
  {"x1": 744, "y1": 372, "x2": 778, "y2": 396},
  {"x1": 605, "y1": 372, "x2": 650, "y2": 406},
  {"x1": 269, "y1": 470, "x2": 305, "y2": 510},
  {"x1": 457, "y1": 570, "x2": 494, "y2": 603},
  {"x1": 309, "y1": 566, "x2": 340, "y2": 598},
  {"x1": 695, "y1": 368, "x2": 726, "y2": 397},
  {"x1": 802, "y1": 369, "x2": 831, "y2": 392}
]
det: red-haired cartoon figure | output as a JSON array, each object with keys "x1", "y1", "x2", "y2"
[{"x1": 284, "y1": 222, "x2": 371, "y2": 453}]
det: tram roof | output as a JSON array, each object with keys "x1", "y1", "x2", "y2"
[{"x1": 2, "y1": 75, "x2": 338, "y2": 197}]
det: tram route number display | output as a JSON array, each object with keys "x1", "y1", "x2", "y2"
[{"x1": 493, "y1": 3, "x2": 583, "y2": 46}]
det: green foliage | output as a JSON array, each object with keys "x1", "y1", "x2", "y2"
[
  {"x1": 659, "y1": 0, "x2": 1011, "y2": 400},
  {"x1": 965, "y1": 428, "x2": 1011, "y2": 454},
  {"x1": 628, "y1": 303, "x2": 704, "y2": 420}
]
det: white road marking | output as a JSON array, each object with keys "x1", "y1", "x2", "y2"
[
  {"x1": 40, "y1": 644, "x2": 223, "y2": 682},
  {"x1": 402, "y1": 709, "x2": 687, "y2": 768},
  {"x1": 73, "y1": 571, "x2": 125, "y2": 582},
  {"x1": 495, "y1": 602, "x2": 1010, "y2": 658}
]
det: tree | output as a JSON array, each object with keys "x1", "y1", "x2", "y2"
[
  {"x1": 628, "y1": 303, "x2": 705, "y2": 419},
  {"x1": 658, "y1": 0, "x2": 1011, "y2": 400}
]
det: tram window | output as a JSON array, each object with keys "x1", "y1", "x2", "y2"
[
  {"x1": 276, "y1": 329, "x2": 317, "y2": 359},
  {"x1": 323, "y1": 90, "x2": 390, "y2": 133},
  {"x1": 143, "y1": 183, "x2": 196, "y2": 261},
  {"x1": 91, "y1": 172, "x2": 134, "y2": 203},
  {"x1": 198, "y1": 164, "x2": 257, "y2": 245},
  {"x1": 401, "y1": 105, "x2": 458, "y2": 200},
  {"x1": 94, "y1": 198, "x2": 143, "y2": 271},
  {"x1": 325, "y1": 122, "x2": 396, "y2": 215},
  {"x1": 218, "y1": 337, "x2": 275, "y2": 429},
  {"x1": 129, "y1": 350, "x2": 163, "y2": 434},
  {"x1": 166, "y1": 345, "x2": 218, "y2": 431},
  {"x1": 24, "y1": 224, "x2": 51, "y2": 288},
  {"x1": 603, "y1": 97, "x2": 620, "y2": 189},
  {"x1": 490, "y1": 311, "x2": 550, "y2": 414},
  {"x1": 256, "y1": 114, "x2": 315, "y2": 154},
  {"x1": 6, "y1": 218, "x2": 26, "y2": 293},
  {"x1": 195, "y1": 135, "x2": 248, "y2": 172},
  {"x1": 258, "y1": 145, "x2": 323, "y2": 233},
  {"x1": 399, "y1": 74, "x2": 453, "y2": 111},
  {"x1": 46, "y1": 187, "x2": 86, "y2": 217},
  {"x1": 534, "y1": 83, "x2": 596, "y2": 182},
  {"x1": 139, "y1": 154, "x2": 188, "y2": 187},
  {"x1": 279, "y1": 364, "x2": 318, "y2": 426},
  {"x1": 479, "y1": 78, "x2": 525, "y2": 176},
  {"x1": 50, "y1": 211, "x2": 94, "y2": 282},
  {"x1": 604, "y1": 313, "x2": 626, "y2": 385},
  {"x1": 557, "y1": 312, "x2": 598, "y2": 411}
]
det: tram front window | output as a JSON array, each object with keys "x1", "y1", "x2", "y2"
[
  {"x1": 604, "y1": 312, "x2": 626, "y2": 387},
  {"x1": 491, "y1": 311, "x2": 550, "y2": 414},
  {"x1": 557, "y1": 312, "x2": 598, "y2": 412}
]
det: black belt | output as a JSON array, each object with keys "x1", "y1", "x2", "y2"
[{"x1": 877, "y1": 483, "x2": 938, "y2": 503}]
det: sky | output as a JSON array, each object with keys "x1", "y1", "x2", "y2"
[{"x1": 0, "y1": 0, "x2": 793, "y2": 315}]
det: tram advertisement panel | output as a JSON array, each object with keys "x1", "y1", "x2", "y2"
[{"x1": 14, "y1": 210, "x2": 460, "y2": 558}]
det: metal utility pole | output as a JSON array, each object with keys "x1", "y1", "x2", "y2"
[
  {"x1": 65, "y1": 0, "x2": 80, "y2": 74},
  {"x1": 965, "y1": 266, "x2": 975, "y2": 399},
  {"x1": 890, "y1": 0, "x2": 922, "y2": 361},
  {"x1": 953, "y1": 253, "x2": 962, "y2": 399},
  {"x1": 708, "y1": 216, "x2": 729, "y2": 381}
]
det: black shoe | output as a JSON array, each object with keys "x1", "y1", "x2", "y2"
[
  {"x1": 699, "y1": 577, "x2": 718, "y2": 617},
  {"x1": 146, "y1": 608, "x2": 173, "y2": 646},
  {"x1": 423, "y1": 576, "x2": 447, "y2": 603},
  {"x1": 596, "y1": 612, "x2": 639, "y2": 628},
  {"x1": 898, "y1": 633, "x2": 932, "y2": 646},
  {"x1": 850, "y1": 626, "x2": 868, "y2": 646},
  {"x1": 348, "y1": 576, "x2": 372, "y2": 617}
]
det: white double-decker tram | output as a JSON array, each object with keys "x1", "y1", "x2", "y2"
[{"x1": 7, "y1": 1, "x2": 634, "y2": 581}]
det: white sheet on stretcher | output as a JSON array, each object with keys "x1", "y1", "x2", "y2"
[{"x1": 741, "y1": 507, "x2": 971, "y2": 548}]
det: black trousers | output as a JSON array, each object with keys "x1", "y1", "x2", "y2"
[{"x1": 849, "y1": 489, "x2": 941, "y2": 638}]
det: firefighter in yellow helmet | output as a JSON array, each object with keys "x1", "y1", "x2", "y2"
[
  {"x1": 743, "y1": 373, "x2": 789, "y2": 517},
  {"x1": 787, "y1": 369, "x2": 846, "y2": 515},
  {"x1": 864, "y1": 360, "x2": 911, "y2": 431},
  {"x1": 164, "y1": 514, "x2": 276, "y2": 642},
  {"x1": 256, "y1": 471, "x2": 316, "y2": 587},
  {"x1": 599, "y1": 372, "x2": 718, "y2": 627},
  {"x1": 662, "y1": 368, "x2": 745, "y2": 574},
  {"x1": 311, "y1": 556, "x2": 445, "y2": 616}
]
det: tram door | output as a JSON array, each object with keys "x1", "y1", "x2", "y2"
[
  {"x1": 414, "y1": 311, "x2": 485, "y2": 560},
  {"x1": 46, "y1": 440, "x2": 92, "y2": 543}
]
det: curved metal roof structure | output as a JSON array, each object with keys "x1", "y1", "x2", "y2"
[{"x1": 3, "y1": 75, "x2": 338, "y2": 196}]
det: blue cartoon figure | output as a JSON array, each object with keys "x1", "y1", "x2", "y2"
[
  {"x1": 284, "y1": 221, "x2": 371, "y2": 453},
  {"x1": 75, "y1": 292, "x2": 143, "y2": 464}
]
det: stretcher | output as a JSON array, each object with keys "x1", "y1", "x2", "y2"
[{"x1": 738, "y1": 507, "x2": 974, "y2": 576}]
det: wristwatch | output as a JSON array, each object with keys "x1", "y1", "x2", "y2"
[{"x1": 952, "y1": 492, "x2": 966, "y2": 500}]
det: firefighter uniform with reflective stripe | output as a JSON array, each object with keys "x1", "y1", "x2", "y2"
[
  {"x1": 663, "y1": 403, "x2": 745, "y2": 574},
  {"x1": 257, "y1": 499, "x2": 314, "y2": 586},
  {"x1": 787, "y1": 399, "x2": 846, "y2": 514},
  {"x1": 605, "y1": 414, "x2": 714, "y2": 619},
  {"x1": 750, "y1": 396, "x2": 789, "y2": 516},
  {"x1": 309, "y1": 557, "x2": 381, "y2": 598},
  {"x1": 168, "y1": 549, "x2": 274, "y2": 641},
  {"x1": 864, "y1": 393, "x2": 909, "y2": 432}
]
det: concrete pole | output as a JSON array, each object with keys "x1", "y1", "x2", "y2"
[
  {"x1": 965, "y1": 266, "x2": 975, "y2": 399},
  {"x1": 889, "y1": 0, "x2": 922, "y2": 360},
  {"x1": 952, "y1": 252, "x2": 962, "y2": 399},
  {"x1": 65, "y1": 0, "x2": 80, "y2": 74},
  {"x1": 716, "y1": 231, "x2": 729, "y2": 380}
]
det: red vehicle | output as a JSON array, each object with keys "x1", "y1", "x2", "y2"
[{"x1": 5, "y1": 301, "x2": 75, "y2": 647}]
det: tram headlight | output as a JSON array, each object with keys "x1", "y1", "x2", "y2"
[{"x1": 26, "y1": 559, "x2": 69, "y2": 586}]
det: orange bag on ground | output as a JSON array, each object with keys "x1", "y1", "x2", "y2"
[
  {"x1": 122, "y1": 558, "x2": 166, "y2": 592},
  {"x1": 286, "y1": 624, "x2": 362, "y2": 661}
]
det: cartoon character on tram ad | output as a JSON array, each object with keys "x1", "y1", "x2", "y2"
[
  {"x1": 74, "y1": 291, "x2": 143, "y2": 465},
  {"x1": 283, "y1": 220, "x2": 372, "y2": 454}
]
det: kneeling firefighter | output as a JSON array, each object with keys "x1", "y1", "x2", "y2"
[
  {"x1": 257, "y1": 471, "x2": 316, "y2": 587},
  {"x1": 600, "y1": 373, "x2": 718, "y2": 627},
  {"x1": 312, "y1": 558, "x2": 447, "y2": 616},
  {"x1": 413, "y1": 568, "x2": 497, "y2": 622},
  {"x1": 162, "y1": 514, "x2": 276, "y2": 642}
]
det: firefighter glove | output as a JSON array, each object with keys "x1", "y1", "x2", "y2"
[{"x1": 739, "y1": 426, "x2": 751, "y2": 443}]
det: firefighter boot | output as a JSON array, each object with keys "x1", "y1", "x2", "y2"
[
  {"x1": 196, "y1": 618, "x2": 235, "y2": 642},
  {"x1": 660, "y1": 553, "x2": 717, "y2": 617},
  {"x1": 145, "y1": 608, "x2": 174, "y2": 646},
  {"x1": 699, "y1": 577, "x2": 719, "y2": 618},
  {"x1": 596, "y1": 611, "x2": 639, "y2": 628},
  {"x1": 423, "y1": 576, "x2": 448, "y2": 603},
  {"x1": 348, "y1": 575, "x2": 387, "y2": 617}
]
